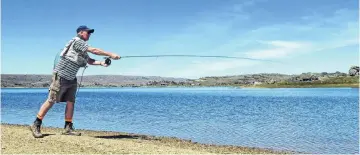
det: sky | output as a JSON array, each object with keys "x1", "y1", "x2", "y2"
[{"x1": 1, "y1": 0, "x2": 359, "y2": 79}]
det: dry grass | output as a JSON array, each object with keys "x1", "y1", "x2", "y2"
[{"x1": 1, "y1": 123, "x2": 297, "y2": 154}]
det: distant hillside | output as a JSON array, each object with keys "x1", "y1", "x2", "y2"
[
  {"x1": 1, "y1": 74, "x2": 191, "y2": 88},
  {"x1": 1, "y1": 68, "x2": 358, "y2": 88},
  {"x1": 197, "y1": 73, "x2": 292, "y2": 85},
  {"x1": 195, "y1": 71, "x2": 358, "y2": 87}
]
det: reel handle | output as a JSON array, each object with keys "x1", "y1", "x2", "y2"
[{"x1": 104, "y1": 57, "x2": 112, "y2": 66}]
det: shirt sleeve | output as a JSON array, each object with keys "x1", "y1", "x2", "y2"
[{"x1": 72, "y1": 39, "x2": 89, "y2": 53}]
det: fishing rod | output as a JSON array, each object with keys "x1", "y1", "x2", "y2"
[
  {"x1": 76, "y1": 54, "x2": 280, "y2": 96},
  {"x1": 103, "y1": 54, "x2": 282, "y2": 64}
]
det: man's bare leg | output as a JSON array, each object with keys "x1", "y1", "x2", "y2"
[
  {"x1": 65, "y1": 101, "x2": 74, "y2": 122},
  {"x1": 37, "y1": 100, "x2": 55, "y2": 119}
]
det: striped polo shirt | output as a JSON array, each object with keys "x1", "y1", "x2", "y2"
[{"x1": 54, "y1": 36, "x2": 90, "y2": 80}]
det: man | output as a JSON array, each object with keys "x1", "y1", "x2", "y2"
[{"x1": 29, "y1": 25, "x2": 121, "y2": 138}]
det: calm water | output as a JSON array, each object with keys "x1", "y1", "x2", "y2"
[{"x1": 1, "y1": 87, "x2": 359, "y2": 154}]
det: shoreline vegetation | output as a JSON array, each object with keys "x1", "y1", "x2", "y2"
[
  {"x1": 2, "y1": 82, "x2": 359, "y2": 89},
  {"x1": 1, "y1": 69, "x2": 359, "y2": 89},
  {"x1": 1, "y1": 123, "x2": 298, "y2": 154}
]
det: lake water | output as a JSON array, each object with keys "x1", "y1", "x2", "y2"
[{"x1": 1, "y1": 87, "x2": 358, "y2": 154}]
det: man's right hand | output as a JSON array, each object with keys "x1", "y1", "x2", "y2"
[{"x1": 110, "y1": 53, "x2": 121, "y2": 60}]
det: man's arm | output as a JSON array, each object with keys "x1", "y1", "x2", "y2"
[
  {"x1": 87, "y1": 47, "x2": 111, "y2": 56},
  {"x1": 72, "y1": 39, "x2": 120, "y2": 60},
  {"x1": 87, "y1": 47, "x2": 120, "y2": 60}
]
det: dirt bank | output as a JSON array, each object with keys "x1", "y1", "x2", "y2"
[{"x1": 1, "y1": 123, "x2": 295, "y2": 154}]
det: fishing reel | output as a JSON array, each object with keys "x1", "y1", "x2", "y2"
[{"x1": 104, "y1": 57, "x2": 111, "y2": 66}]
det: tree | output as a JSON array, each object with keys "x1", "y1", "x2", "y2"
[
  {"x1": 349, "y1": 66, "x2": 359, "y2": 76},
  {"x1": 321, "y1": 72, "x2": 328, "y2": 76}
]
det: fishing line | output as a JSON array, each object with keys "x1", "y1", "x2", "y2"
[
  {"x1": 117, "y1": 54, "x2": 282, "y2": 63},
  {"x1": 74, "y1": 54, "x2": 281, "y2": 97},
  {"x1": 75, "y1": 57, "x2": 111, "y2": 97},
  {"x1": 76, "y1": 66, "x2": 87, "y2": 98}
]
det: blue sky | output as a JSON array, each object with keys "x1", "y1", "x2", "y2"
[{"x1": 2, "y1": 0, "x2": 359, "y2": 79}]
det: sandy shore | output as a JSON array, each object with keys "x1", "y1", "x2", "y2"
[{"x1": 1, "y1": 123, "x2": 296, "y2": 154}]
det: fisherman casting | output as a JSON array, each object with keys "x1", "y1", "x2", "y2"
[
  {"x1": 29, "y1": 25, "x2": 121, "y2": 138},
  {"x1": 28, "y1": 25, "x2": 280, "y2": 138}
]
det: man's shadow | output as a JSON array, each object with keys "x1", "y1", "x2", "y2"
[
  {"x1": 94, "y1": 135, "x2": 148, "y2": 140},
  {"x1": 42, "y1": 134, "x2": 56, "y2": 137},
  {"x1": 33, "y1": 133, "x2": 56, "y2": 138}
]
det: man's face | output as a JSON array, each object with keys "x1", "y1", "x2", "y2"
[{"x1": 79, "y1": 30, "x2": 91, "y2": 41}]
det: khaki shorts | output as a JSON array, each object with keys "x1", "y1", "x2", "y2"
[{"x1": 47, "y1": 72, "x2": 78, "y2": 103}]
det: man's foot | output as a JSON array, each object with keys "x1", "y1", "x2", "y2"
[
  {"x1": 61, "y1": 122, "x2": 81, "y2": 136},
  {"x1": 29, "y1": 121, "x2": 44, "y2": 138}
]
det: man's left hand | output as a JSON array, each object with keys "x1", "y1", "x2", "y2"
[{"x1": 100, "y1": 61, "x2": 109, "y2": 67}]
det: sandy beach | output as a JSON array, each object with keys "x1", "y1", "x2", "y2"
[{"x1": 1, "y1": 123, "x2": 295, "y2": 154}]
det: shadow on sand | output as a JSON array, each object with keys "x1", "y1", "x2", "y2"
[
  {"x1": 94, "y1": 134, "x2": 145, "y2": 139},
  {"x1": 42, "y1": 134, "x2": 56, "y2": 137}
]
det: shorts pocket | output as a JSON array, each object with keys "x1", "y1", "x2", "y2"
[{"x1": 50, "y1": 72, "x2": 60, "y2": 92}]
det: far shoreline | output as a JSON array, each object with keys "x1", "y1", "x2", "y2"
[{"x1": 1, "y1": 83, "x2": 359, "y2": 89}]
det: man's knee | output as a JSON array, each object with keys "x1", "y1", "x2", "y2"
[
  {"x1": 46, "y1": 98, "x2": 57, "y2": 105},
  {"x1": 47, "y1": 89, "x2": 59, "y2": 104},
  {"x1": 66, "y1": 101, "x2": 75, "y2": 105}
]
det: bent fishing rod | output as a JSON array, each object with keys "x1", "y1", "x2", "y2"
[
  {"x1": 102, "y1": 54, "x2": 282, "y2": 65},
  {"x1": 76, "y1": 54, "x2": 281, "y2": 96}
]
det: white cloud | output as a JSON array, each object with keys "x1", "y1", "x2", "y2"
[
  {"x1": 312, "y1": 38, "x2": 359, "y2": 53},
  {"x1": 268, "y1": 41, "x2": 309, "y2": 49},
  {"x1": 148, "y1": 0, "x2": 259, "y2": 55},
  {"x1": 246, "y1": 48, "x2": 294, "y2": 59},
  {"x1": 114, "y1": 2, "x2": 358, "y2": 78},
  {"x1": 245, "y1": 41, "x2": 312, "y2": 59},
  {"x1": 167, "y1": 59, "x2": 259, "y2": 78},
  {"x1": 167, "y1": 33, "x2": 358, "y2": 78}
]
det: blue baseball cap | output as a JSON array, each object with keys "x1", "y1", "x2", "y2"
[{"x1": 76, "y1": 25, "x2": 94, "y2": 33}]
